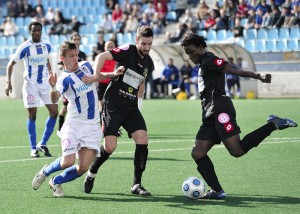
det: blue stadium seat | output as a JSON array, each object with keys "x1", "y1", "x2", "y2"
[
  {"x1": 235, "y1": 38, "x2": 245, "y2": 48},
  {"x1": 277, "y1": 39, "x2": 288, "y2": 52},
  {"x1": 117, "y1": 33, "x2": 123, "y2": 45},
  {"x1": 50, "y1": 35, "x2": 59, "y2": 45},
  {"x1": 81, "y1": 36, "x2": 89, "y2": 45},
  {"x1": 6, "y1": 36, "x2": 16, "y2": 46},
  {"x1": 59, "y1": 35, "x2": 68, "y2": 44},
  {"x1": 66, "y1": 0, "x2": 75, "y2": 8},
  {"x1": 0, "y1": 48, "x2": 5, "y2": 58},
  {"x1": 79, "y1": 25, "x2": 89, "y2": 35},
  {"x1": 83, "y1": 0, "x2": 92, "y2": 7},
  {"x1": 226, "y1": 30, "x2": 234, "y2": 40},
  {"x1": 244, "y1": 28, "x2": 257, "y2": 40},
  {"x1": 57, "y1": 0, "x2": 66, "y2": 8},
  {"x1": 265, "y1": 40, "x2": 277, "y2": 52},
  {"x1": 257, "y1": 28, "x2": 268, "y2": 40},
  {"x1": 123, "y1": 33, "x2": 133, "y2": 44},
  {"x1": 0, "y1": 36, "x2": 7, "y2": 46},
  {"x1": 165, "y1": 11, "x2": 177, "y2": 22},
  {"x1": 289, "y1": 27, "x2": 299, "y2": 39},
  {"x1": 15, "y1": 35, "x2": 25, "y2": 45},
  {"x1": 15, "y1": 17, "x2": 24, "y2": 27},
  {"x1": 279, "y1": 28, "x2": 289, "y2": 40},
  {"x1": 217, "y1": 29, "x2": 227, "y2": 41},
  {"x1": 240, "y1": 18, "x2": 248, "y2": 27},
  {"x1": 287, "y1": 39, "x2": 299, "y2": 51},
  {"x1": 245, "y1": 40, "x2": 255, "y2": 52},
  {"x1": 268, "y1": 29, "x2": 278, "y2": 40},
  {"x1": 207, "y1": 30, "x2": 217, "y2": 41},
  {"x1": 255, "y1": 40, "x2": 266, "y2": 52},
  {"x1": 197, "y1": 30, "x2": 207, "y2": 38}
]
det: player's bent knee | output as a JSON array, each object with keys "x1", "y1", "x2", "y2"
[
  {"x1": 191, "y1": 149, "x2": 206, "y2": 161},
  {"x1": 77, "y1": 165, "x2": 89, "y2": 175},
  {"x1": 228, "y1": 150, "x2": 244, "y2": 158}
]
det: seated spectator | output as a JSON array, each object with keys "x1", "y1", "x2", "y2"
[
  {"x1": 231, "y1": 17, "x2": 244, "y2": 42},
  {"x1": 115, "y1": 13, "x2": 128, "y2": 34},
  {"x1": 48, "y1": 9, "x2": 67, "y2": 35},
  {"x1": 214, "y1": 8, "x2": 229, "y2": 30},
  {"x1": 3, "y1": 16, "x2": 18, "y2": 36},
  {"x1": 203, "y1": 9, "x2": 219, "y2": 30},
  {"x1": 44, "y1": 7, "x2": 54, "y2": 25},
  {"x1": 6, "y1": 1, "x2": 16, "y2": 18},
  {"x1": 197, "y1": 0, "x2": 210, "y2": 22},
  {"x1": 287, "y1": 3, "x2": 299, "y2": 27},
  {"x1": 66, "y1": 16, "x2": 85, "y2": 34},
  {"x1": 255, "y1": 0, "x2": 272, "y2": 16},
  {"x1": 155, "y1": 1, "x2": 167, "y2": 27},
  {"x1": 144, "y1": 2, "x2": 156, "y2": 18},
  {"x1": 139, "y1": 12, "x2": 151, "y2": 26},
  {"x1": 15, "y1": 0, "x2": 35, "y2": 17},
  {"x1": 164, "y1": 23, "x2": 188, "y2": 43},
  {"x1": 112, "y1": 3, "x2": 123, "y2": 24},
  {"x1": 175, "y1": 0, "x2": 188, "y2": 21},
  {"x1": 236, "y1": 0, "x2": 249, "y2": 19},
  {"x1": 31, "y1": 5, "x2": 46, "y2": 25},
  {"x1": 106, "y1": 0, "x2": 118, "y2": 14},
  {"x1": 153, "y1": 58, "x2": 180, "y2": 98},
  {"x1": 254, "y1": 7, "x2": 264, "y2": 29},
  {"x1": 269, "y1": 5, "x2": 281, "y2": 27},
  {"x1": 92, "y1": 34, "x2": 105, "y2": 60},
  {"x1": 180, "y1": 8, "x2": 198, "y2": 33},
  {"x1": 125, "y1": 15, "x2": 139, "y2": 33},
  {"x1": 150, "y1": 12, "x2": 164, "y2": 36},
  {"x1": 178, "y1": 59, "x2": 193, "y2": 96},
  {"x1": 274, "y1": 3, "x2": 292, "y2": 28},
  {"x1": 98, "y1": 13, "x2": 114, "y2": 34},
  {"x1": 245, "y1": 7, "x2": 256, "y2": 29}
]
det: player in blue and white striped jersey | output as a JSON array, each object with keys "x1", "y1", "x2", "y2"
[
  {"x1": 5, "y1": 22, "x2": 58, "y2": 158},
  {"x1": 32, "y1": 41, "x2": 124, "y2": 197}
]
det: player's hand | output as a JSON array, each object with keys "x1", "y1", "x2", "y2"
[
  {"x1": 48, "y1": 71, "x2": 57, "y2": 87},
  {"x1": 260, "y1": 73, "x2": 272, "y2": 83},
  {"x1": 4, "y1": 82, "x2": 12, "y2": 96},
  {"x1": 113, "y1": 66, "x2": 125, "y2": 77},
  {"x1": 82, "y1": 75, "x2": 98, "y2": 84}
]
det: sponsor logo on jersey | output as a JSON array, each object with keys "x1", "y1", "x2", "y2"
[
  {"x1": 61, "y1": 139, "x2": 71, "y2": 147},
  {"x1": 224, "y1": 122, "x2": 234, "y2": 132},
  {"x1": 128, "y1": 87, "x2": 133, "y2": 93},
  {"x1": 123, "y1": 68, "x2": 145, "y2": 89},
  {"x1": 28, "y1": 56, "x2": 46, "y2": 64},
  {"x1": 213, "y1": 58, "x2": 225, "y2": 67},
  {"x1": 74, "y1": 83, "x2": 92, "y2": 94},
  {"x1": 143, "y1": 68, "x2": 148, "y2": 77},
  {"x1": 218, "y1": 113, "x2": 230, "y2": 124},
  {"x1": 27, "y1": 94, "x2": 35, "y2": 103}
]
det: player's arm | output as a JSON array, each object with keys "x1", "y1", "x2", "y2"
[
  {"x1": 137, "y1": 79, "x2": 145, "y2": 110},
  {"x1": 223, "y1": 62, "x2": 272, "y2": 83},
  {"x1": 48, "y1": 71, "x2": 61, "y2": 103},
  {"x1": 4, "y1": 60, "x2": 17, "y2": 96},
  {"x1": 47, "y1": 59, "x2": 52, "y2": 74}
]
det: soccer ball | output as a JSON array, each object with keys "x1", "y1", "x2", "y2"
[{"x1": 182, "y1": 176, "x2": 205, "y2": 200}]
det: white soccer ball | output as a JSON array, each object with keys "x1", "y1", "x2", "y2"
[{"x1": 182, "y1": 176, "x2": 206, "y2": 200}]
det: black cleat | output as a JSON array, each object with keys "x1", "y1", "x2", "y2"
[
  {"x1": 84, "y1": 175, "x2": 95, "y2": 193},
  {"x1": 131, "y1": 184, "x2": 151, "y2": 196},
  {"x1": 267, "y1": 115, "x2": 298, "y2": 130},
  {"x1": 30, "y1": 149, "x2": 40, "y2": 158},
  {"x1": 37, "y1": 145, "x2": 52, "y2": 157},
  {"x1": 203, "y1": 189, "x2": 226, "y2": 200}
]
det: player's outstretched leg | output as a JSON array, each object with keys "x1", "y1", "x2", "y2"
[
  {"x1": 203, "y1": 189, "x2": 226, "y2": 200},
  {"x1": 32, "y1": 165, "x2": 48, "y2": 190},
  {"x1": 49, "y1": 177, "x2": 64, "y2": 197},
  {"x1": 267, "y1": 115, "x2": 298, "y2": 130}
]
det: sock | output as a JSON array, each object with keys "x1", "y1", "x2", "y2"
[
  {"x1": 99, "y1": 111, "x2": 102, "y2": 125},
  {"x1": 40, "y1": 117, "x2": 57, "y2": 146},
  {"x1": 239, "y1": 123, "x2": 276, "y2": 153},
  {"x1": 196, "y1": 156, "x2": 222, "y2": 192},
  {"x1": 184, "y1": 83, "x2": 190, "y2": 95},
  {"x1": 27, "y1": 119, "x2": 36, "y2": 150},
  {"x1": 89, "y1": 145, "x2": 110, "y2": 174},
  {"x1": 133, "y1": 144, "x2": 148, "y2": 185},
  {"x1": 58, "y1": 115, "x2": 65, "y2": 131},
  {"x1": 44, "y1": 158, "x2": 62, "y2": 177},
  {"x1": 53, "y1": 165, "x2": 81, "y2": 185}
]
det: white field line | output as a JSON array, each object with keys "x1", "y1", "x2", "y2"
[{"x1": 0, "y1": 137, "x2": 299, "y2": 164}]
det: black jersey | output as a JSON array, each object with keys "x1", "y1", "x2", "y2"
[
  {"x1": 198, "y1": 52, "x2": 235, "y2": 120},
  {"x1": 105, "y1": 44, "x2": 154, "y2": 109}
]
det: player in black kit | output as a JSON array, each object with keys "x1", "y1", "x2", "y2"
[
  {"x1": 180, "y1": 33, "x2": 298, "y2": 200},
  {"x1": 82, "y1": 26, "x2": 154, "y2": 196}
]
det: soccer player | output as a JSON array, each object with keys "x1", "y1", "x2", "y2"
[
  {"x1": 57, "y1": 32, "x2": 87, "y2": 133},
  {"x1": 4, "y1": 21, "x2": 58, "y2": 158},
  {"x1": 31, "y1": 41, "x2": 124, "y2": 197},
  {"x1": 82, "y1": 26, "x2": 155, "y2": 196},
  {"x1": 180, "y1": 33, "x2": 298, "y2": 200}
]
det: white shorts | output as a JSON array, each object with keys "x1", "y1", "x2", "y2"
[
  {"x1": 60, "y1": 121, "x2": 102, "y2": 157},
  {"x1": 22, "y1": 82, "x2": 54, "y2": 108}
]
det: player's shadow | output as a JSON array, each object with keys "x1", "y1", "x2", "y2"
[
  {"x1": 149, "y1": 134, "x2": 195, "y2": 139},
  {"x1": 110, "y1": 156, "x2": 189, "y2": 162}
]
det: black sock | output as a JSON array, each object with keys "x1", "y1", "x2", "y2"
[
  {"x1": 89, "y1": 145, "x2": 110, "y2": 174},
  {"x1": 196, "y1": 156, "x2": 222, "y2": 192},
  {"x1": 240, "y1": 123, "x2": 276, "y2": 153},
  {"x1": 58, "y1": 115, "x2": 65, "y2": 131},
  {"x1": 99, "y1": 111, "x2": 102, "y2": 125},
  {"x1": 133, "y1": 144, "x2": 148, "y2": 185}
]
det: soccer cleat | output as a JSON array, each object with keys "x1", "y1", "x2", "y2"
[
  {"x1": 49, "y1": 177, "x2": 64, "y2": 197},
  {"x1": 30, "y1": 149, "x2": 40, "y2": 158},
  {"x1": 131, "y1": 184, "x2": 151, "y2": 196},
  {"x1": 267, "y1": 115, "x2": 298, "y2": 130},
  {"x1": 202, "y1": 189, "x2": 226, "y2": 200},
  {"x1": 37, "y1": 145, "x2": 52, "y2": 157},
  {"x1": 32, "y1": 165, "x2": 48, "y2": 190},
  {"x1": 83, "y1": 175, "x2": 95, "y2": 193}
]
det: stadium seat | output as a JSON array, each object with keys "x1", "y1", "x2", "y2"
[
  {"x1": 265, "y1": 40, "x2": 277, "y2": 52},
  {"x1": 123, "y1": 33, "x2": 133, "y2": 44},
  {"x1": 240, "y1": 18, "x2": 248, "y2": 27},
  {"x1": 117, "y1": 33, "x2": 123, "y2": 45},
  {"x1": 287, "y1": 39, "x2": 299, "y2": 51},
  {"x1": 268, "y1": 28, "x2": 278, "y2": 40},
  {"x1": 15, "y1": 35, "x2": 25, "y2": 45},
  {"x1": 257, "y1": 28, "x2": 268, "y2": 40},
  {"x1": 235, "y1": 38, "x2": 245, "y2": 48},
  {"x1": 24, "y1": 17, "x2": 31, "y2": 26},
  {"x1": 245, "y1": 40, "x2": 255, "y2": 52},
  {"x1": 0, "y1": 48, "x2": 5, "y2": 58},
  {"x1": 15, "y1": 17, "x2": 24, "y2": 27},
  {"x1": 277, "y1": 39, "x2": 288, "y2": 52},
  {"x1": 207, "y1": 30, "x2": 217, "y2": 41},
  {"x1": 50, "y1": 35, "x2": 59, "y2": 45},
  {"x1": 244, "y1": 28, "x2": 257, "y2": 40},
  {"x1": 0, "y1": 36, "x2": 7, "y2": 46},
  {"x1": 217, "y1": 29, "x2": 227, "y2": 41},
  {"x1": 255, "y1": 40, "x2": 266, "y2": 52},
  {"x1": 59, "y1": 35, "x2": 67, "y2": 44},
  {"x1": 57, "y1": 0, "x2": 66, "y2": 8},
  {"x1": 83, "y1": 0, "x2": 92, "y2": 7},
  {"x1": 6, "y1": 36, "x2": 16, "y2": 46},
  {"x1": 279, "y1": 28, "x2": 289, "y2": 40},
  {"x1": 289, "y1": 27, "x2": 299, "y2": 39},
  {"x1": 226, "y1": 30, "x2": 234, "y2": 40},
  {"x1": 197, "y1": 30, "x2": 207, "y2": 38},
  {"x1": 165, "y1": 11, "x2": 177, "y2": 22}
]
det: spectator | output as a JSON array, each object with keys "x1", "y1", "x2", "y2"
[
  {"x1": 178, "y1": 59, "x2": 193, "y2": 96},
  {"x1": 112, "y1": 3, "x2": 123, "y2": 24},
  {"x1": 164, "y1": 23, "x2": 188, "y2": 43},
  {"x1": 232, "y1": 17, "x2": 244, "y2": 42},
  {"x1": 256, "y1": 0, "x2": 272, "y2": 16},
  {"x1": 144, "y1": 2, "x2": 156, "y2": 18},
  {"x1": 125, "y1": 15, "x2": 139, "y2": 33},
  {"x1": 245, "y1": 7, "x2": 256, "y2": 29},
  {"x1": 31, "y1": 5, "x2": 46, "y2": 25},
  {"x1": 236, "y1": 0, "x2": 249, "y2": 19},
  {"x1": 203, "y1": 9, "x2": 219, "y2": 30},
  {"x1": 155, "y1": 1, "x2": 167, "y2": 27},
  {"x1": 214, "y1": 8, "x2": 229, "y2": 30},
  {"x1": 3, "y1": 16, "x2": 18, "y2": 36},
  {"x1": 67, "y1": 16, "x2": 85, "y2": 34},
  {"x1": 269, "y1": 5, "x2": 281, "y2": 27},
  {"x1": 93, "y1": 34, "x2": 106, "y2": 60},
  {"x1": 274, "y1": 3, "x2": 291, "y2": 28},
  {"x1": 287, "y1": 2, "x2": 300, "y2": 27},
  {"x1": 180, "y1": 8, "x2": 199, "y2": 33},
  {"x1": 109, "y1": 32, "x2": 119, "y2": 47},
  {"x1": 44, "y1": 7, "x2": 54, "y2": 25},
  {"x1": 6, "y1": 1, "x2": 16, "y2": 18},
  {"x1": 150, "y1": 12, "x2": 164, "y2": 36},
  {"x1": 153, "y1": 58, "x2": 180, "y2": 98},
  {"x1": 48, "y1": 9, "x2": 66, "y2": 35},
  {"x1": 106, "y1": 0, "x2": 118, "y2": 14},
  {"x1": 139, "y1": 12, "x2": 151, "y2": 26},
  {"x1": 175, "y1": 0, "x2": 188, "y2": 21},
  {"x1": 115, "y1": 13, "x2": 128, "y2": 34},
  {"x1": 226, "y1": 57, "x2": 241, "y2": 98},
  {"x1": 197, "y1": 0, "x2": 210, "y2": 23},
  {"x1": 98, "y1": 13, "x2": 114, "y2": 34}
]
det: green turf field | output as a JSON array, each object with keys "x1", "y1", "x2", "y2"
[{"x1": 0, "y1": 99, "x2": 299, "y2": 214}]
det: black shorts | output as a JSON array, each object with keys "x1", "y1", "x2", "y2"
[
  {"x1": 62, "y1": 96, "x2": 68, "y2": 106},
  {"x1": 196, "y1": 111, "x2": 241, "y2": 143},
  {"x1": 102, "y1": 103, "x2": 147, "y2": 138},
  {"x1": 97, "y1": 83, "x2": 108, "y2": 101}
]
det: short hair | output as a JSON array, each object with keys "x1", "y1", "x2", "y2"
[
  {"x1": 136, "y1": 25, "x2": 153, "y2": 40},
  {"x1": 180, "y1": 33, "x2": 207, "y2": 48},
  {"x1": 28, "y1": 21, "x2": 42, "y2": 32},
  {"x1": 70, "y1": 32, "x2": 81, "y2": 40},
  {"x1": 59, "y1": 41, "x2": 77, "y2": 57}
]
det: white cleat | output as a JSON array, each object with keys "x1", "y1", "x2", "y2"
[
  {"x1": 49, "y1": 177, "x2": 64, "y2": 197},
  {"x1": 32, "y1": 165, "x2": 48, "y2": 190}
]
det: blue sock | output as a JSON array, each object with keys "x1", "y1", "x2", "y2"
[
  {"x1": 40, "y1": 117, "x2": 57, "y2": 146},
  {"x1": 27, "y1": 119, "x2": 36, "y2": 150},
  {"x1": 44, "y1": 158, "x2": 62, "y2": 177},
  {"x1": 184, "y1": 83, "x2": 190, "y2": 95},
  {"x1": 53, "y1": 165, "x2": 81, "y2": 185}
]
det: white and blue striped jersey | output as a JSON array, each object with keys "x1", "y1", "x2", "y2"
[
  {"x1": 56, "y1": 61, "x2": 100, "y2": 124},
  {"x1": 13, "y1": 39, "x2": 51, "y2": 84}
]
